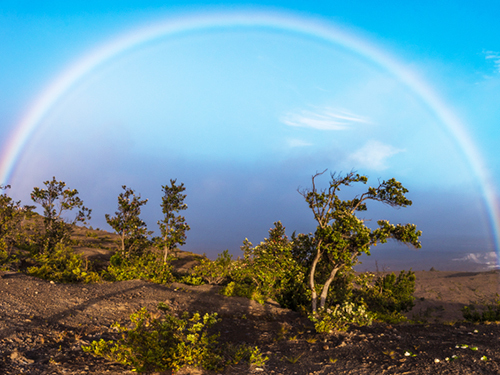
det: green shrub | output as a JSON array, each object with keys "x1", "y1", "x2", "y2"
[
  {"x1": 220, "y1": 281, "x2": 266, "y2": 305},
  {"x1": 178, "y1": 274, "x2": 205, "y2": 286},
  {"x1": 462, "y1": 296, "x2": 500, "y2": 322},
  {"x1": 0, "y1": 245, "x2": 19, "y2": 271},
  {"x1": 82, "y1": 303, "x2": 268, "y2": 373},
  {"x1": 191, "y1": 250, "x2": 234, "y2": 285},
  {"x1": 220, "y1": 222, "x2": 308, "y2": 309},
  {"x1": 309, "y1": 301, "x2": 374, "y2": 333},
  {"x1": 0, "y1": 240, "x2": 20, "y2": 271},
  {"x1": 27, "y1": 243, "x2": 100, "y2": 283},
  {"x1": 355, "y1": 270, "x2": 416, "y2": 322},
  {"x1": 225, "y1": 344, "x2": 269, "y2": 367},
  {"x1": 103, "y1": 252, "x2": 173, "y2": 284}
]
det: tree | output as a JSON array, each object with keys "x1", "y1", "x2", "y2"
[
  {"x1": 236, "y1": 222, "x2": 308, "y2": 309},
  {"x1": 105, "y1": 186, "x2": 151, "y2": 257},
  {"x1": 31, "y1": 177, "x2": 91, "y2": 253},
  {"x1": 0, "y1": 185, "x2": 34, "y2": 254},
  {"x1": 157, "y1": 179, "x2": 190, "y2": 263},
  {"x1": 298, "y1": 170, "x2": 421, "y2": 314}
]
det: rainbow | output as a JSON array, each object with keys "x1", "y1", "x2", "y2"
[{"x1": 1, "y1": 9, "x2": 499, "y2": 255}]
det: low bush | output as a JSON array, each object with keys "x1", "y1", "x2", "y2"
[
  {"x1": 354, "y1": 270, "x2": 416, "y2": 323},
  {"x1": 27, "y1": 243, "x2": 100, "y2": 283},
  {"x1": 0, "y1": 246, "x2": 19, "y2": 271},
  {"x1": 103, "y1": 252, "x2": 173, "y2": 284},
  {"x1": 462, "y1": 296, "x2": 500, "y2": 322},
  {"x1": 191, "y1": 249, "x2": 234, "y2": 285},
  {"x1": 220, "y1": 281, "x2": 266, "y2": 305},
  {"x1": 309, "y1": 301, "x2": 374, "y2": 333},
  {"x1": 82, "y1": 303, "x2": 268, "y2": 373},
  {"x1": 178, "y1": 274, "x2": 205, "y2": 286}
]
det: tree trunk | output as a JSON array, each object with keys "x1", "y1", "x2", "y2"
[
  {"x1": 309, "y1": 241, "x2": 323, "y2": 314},
  {"x1": 120, "y1": 233, "x2": 125, "y2": 257},
  {"x1": 163, "y1": 245, "x2": 169, "y2": 263},
  {"x1": 319, "y1": 266, "x2": 340, "y2": 309}
]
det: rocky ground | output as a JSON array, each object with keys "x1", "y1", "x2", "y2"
[{"x1": 1, "y1": 264, "x2": 500, "y2": 374}]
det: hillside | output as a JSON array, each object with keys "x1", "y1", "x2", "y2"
[{"x1": 1, "y1": 226, "x2": 500, "y2": 374}]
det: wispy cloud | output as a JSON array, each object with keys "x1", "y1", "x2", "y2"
[
  {"x1": 281, "y1": 107, "x2": 370, "y2": 131},
  {"x1": 348, "y1": 140, "x2": 404, "y2": 170},
  {"x1": 287, "y1": 138, "x2": 313, "y2": 148},
  {"x1": 484, "y1": 50, "x2": 500, "y2": 73}
]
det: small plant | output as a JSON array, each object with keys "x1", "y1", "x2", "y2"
[
  {"x1": 284, "y1": 353, "x2": 303, "y2": 364},
  {"x1": 309, "y1": 302, "x2": 374, "y2": 333},
  {"x1": 227, "y1": 345, "x2": 268, "y2": 368},
  {"x1": 179, "y1": 274, "x2": 205, "y2": 286},
  {"x1": 274, "y1": 324, "x2": 290, "y2": 341},
  {"x1": 383, "y1": 350, "x2": 396, "y2": 359}
]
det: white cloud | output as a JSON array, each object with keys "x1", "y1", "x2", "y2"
[
  {"x1": 453, "y1": 252, "x2": 499, "y2": 269},
  {"x1": 484, "y1": 50, "x2": 500, "y2": 73},
  {"x1": 281, "y1": 106, "x2": 370, "y2": 131},
  {"x1": 348, "y1": 140, "x2": 404, "y2": 170},
  {"x1": 287, "y1": 138, "x2": 313, "y2": 148}
]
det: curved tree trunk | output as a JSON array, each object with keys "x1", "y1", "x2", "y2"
[
  {"x1": 319, "y1": 266, "x2": 340, "y2": 310},
  {"x1": 310, "y1": 240, "x2": 323, "y2": 314}
]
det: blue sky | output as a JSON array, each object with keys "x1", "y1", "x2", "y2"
[{"x1": 1, "y1": 0, "x2": 500, "y2": 271}]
